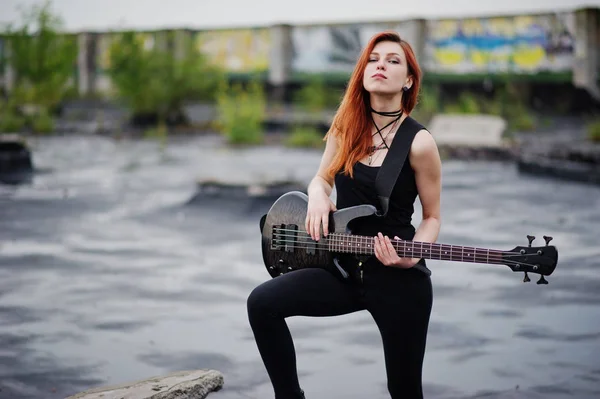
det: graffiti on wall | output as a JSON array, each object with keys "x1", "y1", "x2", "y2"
[
  {"x1": 424, "y1": 13, "x2": 575, "y2": 74},
  {"x1": 291, "y1": 22, "x2": 418, "y2": 73},
  {"x1": 195, "y1": 29, "x2": 270, "y2": 72}
]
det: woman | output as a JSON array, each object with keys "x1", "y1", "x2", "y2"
[{"x1": 247, "y1": 31, "x2": 442, "y2": 399}]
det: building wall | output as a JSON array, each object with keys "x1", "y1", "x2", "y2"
[
  {"x1": 1, "y1": 7, "x2": 598, "y2": 98},
  {"x1": 289, "y1": 20, "x2": 420, "y2": 74}
]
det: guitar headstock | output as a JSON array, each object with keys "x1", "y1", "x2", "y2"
[{"x1": 504, "y1": 235, "x2": 558, "y2": 284}]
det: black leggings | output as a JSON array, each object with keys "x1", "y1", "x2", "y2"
[{"x1": 247, "y1": 260, "x2": 433, "y2": 399}]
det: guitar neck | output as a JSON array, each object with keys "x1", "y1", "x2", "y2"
[{"x1": 328, "y1": 233, "x2": 505, "y2": 265}]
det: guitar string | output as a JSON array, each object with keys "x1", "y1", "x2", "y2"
[
  {"x1": 270, "y1": 234, "x2": 547, "y2": 263},
  {"x1": 269, "y1": 239, "x2": 506, "y2": 263},
  {"x1": 271, "y1": 229, "x2": 528, "y2": 256},
  {"x1": 270, "y1": 238, "x2": 537, "y2": 262},
  {"x1": 265, "y1": 241, "x2": 545, "y2": 270},
  {"x1": 269, "y1": 228, "x2": 551, "y2": 269},
  {"x1": 264, "y1": 241, "x2": 540, "y2": 271}
]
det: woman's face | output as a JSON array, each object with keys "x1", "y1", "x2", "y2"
[{"x1": 363, "y1": 40, "x2": 411, "y2": 96}]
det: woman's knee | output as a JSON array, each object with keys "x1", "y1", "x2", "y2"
[{"x1": 247, "y1": 280, "x2": 279, "y2": 320}]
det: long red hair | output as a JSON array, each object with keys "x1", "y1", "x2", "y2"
[{"x1": 325, "y1": 31, "x2": 422, "y2": 178}]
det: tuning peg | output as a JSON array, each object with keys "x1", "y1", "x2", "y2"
[
  {"x1": 523, "y1": 272, "x2": 531, "y2": 282},
  {"x1": 537, "y1": 275, "x2": 549, "y2": 285},
  {"x1": 527, "y1": 235, "x2": 535, "y2": 247},
  {"x1": 543, "y1": 235, "x2": 553, "y2": 246}
]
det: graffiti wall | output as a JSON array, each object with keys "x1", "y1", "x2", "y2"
[
  {"x1": 291, "y1": 21, "x2": 419, "y2": 74},
  {"x1": 424, "y1": 13, "x2": 575, "y2": 74},
  {"x1": 195, "y1": 28, "x2": 270, "y2": 72}
]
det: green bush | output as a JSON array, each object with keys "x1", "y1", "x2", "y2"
[
  {"x1": 445, "y1": 92, "x2": 481, "y2": 114},
  {"x1": 285, "y1": 125, "x2": 324, "y2": 149},
  {"x1": 293, "y1": 76, "x2": 344, "y2": 111},
  {"x1": 3, "y1": 0, "x2": 77, "y2": 111},
  {"x1": 215, "y1": 80, "x2": 266, "y2": 145},
  {"x1": 293, "y1": 78, "x2": 329, "y2": 112},
  {"x1": 413, "y1": 85, "x2": 441, "y2": 123},
  {"x1": 30, "y1": 108, "x2": 55, "y2": 133},
  {"x1": 108, "y1": 30, "x2": 224, "y2": 125},
  {"x1": 439, "y1": 85, "x2": 536, "y2": 133},
  {"x1": 509, "y1": 111, "x2": 536, "y2": 132},
  {"x1": 587, "y1": 120, "x2": 600, "y2": 142},
  {"x1": 0, "y1": 109, "x2": 26, "y2": 132}
]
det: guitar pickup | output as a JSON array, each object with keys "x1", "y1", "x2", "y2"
[{"x1": 284, "y1": 224, "x2": 297, "y2": 253}]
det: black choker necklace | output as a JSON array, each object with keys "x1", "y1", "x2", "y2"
[
  {"x1": 367, "y1": 108, "x2": 404, "y2": 165},
  {"x1": 370, "y1": 108, "x2": 403, "y2": 138},
  {"x1": 370, "y1": 108, "x2": 403, "y2": 118}
]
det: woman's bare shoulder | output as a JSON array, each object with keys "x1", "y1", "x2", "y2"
[{"x1": 411, "y1": 129, "x2": 438, "y2": 156}]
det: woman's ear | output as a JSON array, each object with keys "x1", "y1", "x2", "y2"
[{"x1": 403, "y1": 77, "x2": 414, "y2": 91}]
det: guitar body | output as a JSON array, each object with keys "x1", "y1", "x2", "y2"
[{"x1": 260, "y1": 191, "x2": 377, "y2": 279}]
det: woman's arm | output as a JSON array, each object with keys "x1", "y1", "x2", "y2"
[
  {"x1": 307, "y1": 133, "x2": 337, "y2": 198},
  {"x1": 305, "y1": 133, "x2": 339, "y2": 241},
  {"x1": 411, "y1": 129, "x2": 442, "y2": 244}
]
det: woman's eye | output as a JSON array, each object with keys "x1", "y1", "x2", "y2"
[{"x1": 389, "y1": 59, "x2": 399, "y2": 64}]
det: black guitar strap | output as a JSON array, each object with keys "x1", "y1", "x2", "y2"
[
  {"x1": 374, "y1": 116, "x2": 424, "y2": 217},
  {"x1": 374, "y1": 116, "x2": 432, "y2": 277}
]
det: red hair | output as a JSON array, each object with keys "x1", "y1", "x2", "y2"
[{"x1": 325, "y1": 31, "x2": 422, "y2": 178}]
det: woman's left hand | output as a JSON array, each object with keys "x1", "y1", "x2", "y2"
[{"x1": 374, "y1": 232, "x2": 420, "y2": 268}]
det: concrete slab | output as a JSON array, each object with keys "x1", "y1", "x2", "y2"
[
  {"x1": 66, "y1": 369, "x2": 224, "y2": 399},
  {"x1": 428, "y1": 114, "x2": 507, "y2": 148}
]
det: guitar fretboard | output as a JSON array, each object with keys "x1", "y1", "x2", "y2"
[{"x1": 326, "y1": 233, "x2": 504, "y2": 264}]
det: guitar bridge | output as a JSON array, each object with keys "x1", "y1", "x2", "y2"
[{"x1": 271, "y1": 224, "x2": 298, "y2": 252}]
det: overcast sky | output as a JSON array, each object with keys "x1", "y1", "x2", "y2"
[{"x1": 1, "y1": 0, "x2": 599, "y2": 31}]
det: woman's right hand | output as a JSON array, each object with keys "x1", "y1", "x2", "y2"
[{"x1": 305, "y1": 192, "x2": 337, "y2": 242}]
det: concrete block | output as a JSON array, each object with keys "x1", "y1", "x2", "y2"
[
  {"x1": 66, "y1": 369, "x2": 224, "y2": 399},
  {"x1": 428, "y1": 114, "x2": 507, "y2": 148}
]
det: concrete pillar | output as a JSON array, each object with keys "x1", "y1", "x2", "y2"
[
  {"x1": 411, "y1": 19, "x2": 428, "y2": 67},
  {"x1": 173, "y1": 29, "x2": 193, "y2": 60},
  {"x1": 3, "y1": 42, "x2": 15, "y2": 93},
  {"x1": 268, "y1": 24, "x2": 293, "y2": 102},
  {"x1": 87, "y1": 33, "x2": 99, "y2": 96},
  {"x1": 95, "y1": 33, "x2": 113, "y2": 95},
  {"x1": 77, "y1": 33, "x2": 90, "y2": 96},
  {"x1": 573, "y1": 8, "x2": 600, "y2": 101}
]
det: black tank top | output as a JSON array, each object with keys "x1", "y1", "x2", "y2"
[
  {"x1": 334, "y1": 155, "x2": 418, "y2": 240},
  {"x1": 333, "y1": 119, "x2": 431, "y2": 273}
]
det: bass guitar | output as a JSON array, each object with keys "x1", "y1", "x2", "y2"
[{"x1": 259, "y1": 191, "x2": 558, "y2": 284}]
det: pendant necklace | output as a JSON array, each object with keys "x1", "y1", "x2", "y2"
[{"x1": 368, "y1": 108, "x2": 403, "y2": 165}]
